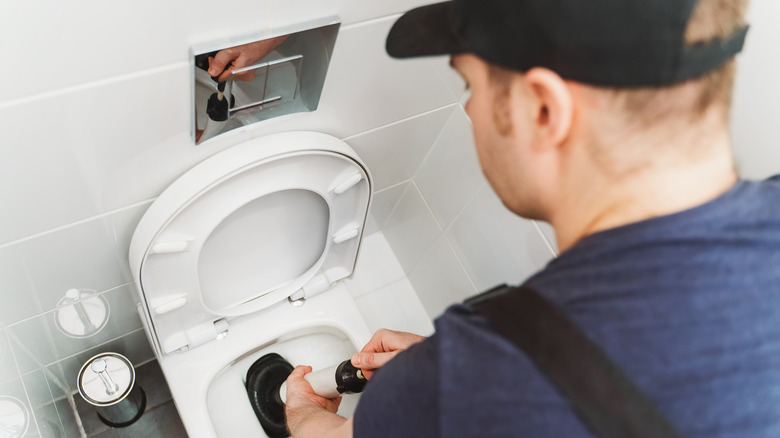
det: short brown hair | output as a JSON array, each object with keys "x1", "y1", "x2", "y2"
[
  {"x1": 488, "y1": 0, "x2": 750, "y2": 131},
  {"x1": 603, "y1": 0, "x2": 750, "y2": 124}
]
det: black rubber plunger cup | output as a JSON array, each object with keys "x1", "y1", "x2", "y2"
[{"x1": 246, "y1": 353, "x2": 294, "y2": 438}]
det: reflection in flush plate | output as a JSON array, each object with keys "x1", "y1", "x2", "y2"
[
  {"x1": 192, "y1": 17, "x2": 340, "y2": 144},
  {"x1": 0, "y1": 396, "x2": 29, "y2": 438},
  {"x1": 54, "y1": 289, "x2": 110, "y2": 339}
]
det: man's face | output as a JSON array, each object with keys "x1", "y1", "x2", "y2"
[{"x1": 450, "y1": 55, "x2": 543, "y2": 218}]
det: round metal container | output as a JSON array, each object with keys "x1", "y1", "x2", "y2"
[{"x1": 77, "y1": 353, "x2": 146, "y2": 428}]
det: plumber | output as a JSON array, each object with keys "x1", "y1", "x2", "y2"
[{"x1": 286, "y1": 0, "x2": 780, "y2": 437}]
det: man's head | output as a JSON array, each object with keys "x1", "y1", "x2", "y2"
[{"x1": 387, "y1": 0, "x2": 749, "y2": 223}]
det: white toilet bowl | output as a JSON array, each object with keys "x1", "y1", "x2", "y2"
[{"x1": 129, "y1": 132, "x2": 374, "y2": 437}]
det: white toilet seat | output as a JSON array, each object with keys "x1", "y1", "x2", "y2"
[{"x1": 129, "y1": 132, "x2": 372, "y2": 356}]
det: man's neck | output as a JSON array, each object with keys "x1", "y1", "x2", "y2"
[{"x1": 550, "y1": 135, "x2": 737, "y2": 253}]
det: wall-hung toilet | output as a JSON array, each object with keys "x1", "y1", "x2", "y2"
[{"x1": 129, "y1": 131, "x2": 374, "y2": 437}]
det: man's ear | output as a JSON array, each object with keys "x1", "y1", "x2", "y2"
[{"x1": 523, "y1": 67, "x2": 574, "y2": 149}]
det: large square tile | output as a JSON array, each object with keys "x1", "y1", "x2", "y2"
[
  {"x1": 370, "y1": 182, "x2": 411, "y2": 231},
  {"x1": 355, "y1": 278, "x2": 434, "y2": 337},
  {"x1": 0, "y1": 328, "x2": 20, "y2": 385},
  {"x1": 408, "y1": 235, "x2": 478, "y2": 319},
  {"x1": 414, "y1": 108, "x2": 485, "y2": 228},
  {"x1": 0, "y1": 203, "x2": 149, "y2": 326},
  {"x1": 382, "y1": 184, "x2": 442, "y2": 273},
  {"x1": 8, "y1": 285, "x2": 143, "y2": 375},
  {"x1": 445, "y1": 185, "x2": 555, "y2": 292},
  {"x1": 346, "y1": 105, "x2": 456, "y2": 192},
  {"x1": 0, "y1": 0, "x2": 438, "y2": 103},
  {"x1": 344, "y1": 233, "x2": 406, "y2": 298}
]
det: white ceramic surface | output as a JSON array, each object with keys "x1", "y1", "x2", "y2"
[
  {"x1": 7, "y1": 284, "x2": 143, "y2": 375},
  {"x1": 0, "y1": 329, "x2": 19, "y2": 386},
  {"x1": 369, "y1": 182, "x2": 411, "y2": 231},
  {"x1": 0, "y1": 0, "x2": 437, "y2": 103},
  {"x1": 382, "y1": 184, "x2": 442, "y2": 272},
  {"x1": 415, "y1": 107, "x2": 484, "y2": 228},
  {"x1": 344, "y1": 233, "x2": 406, "y2": 299},
  {"x1": 0, "y1": 16, "x2": 456, "y2": 246},
  {"x1": 445, "y1": 184, "x2": 556, "y2": 292},
  {"x1": 0, "y1": 203, "x2": 146, "y2": 326},
  {"x1": 730, "y1": 0, "x2": 780, "y2": 180},
  {"x1": 408, "y1": 235, "x2": 478, "y2": 319},
  {"x1": 158, "y1": 284, "x2": 371, "y2": 438},
  {"x1": 346, "y1": 105, "x2": 456, "y2": 192},
  {"x1": 354, "y1": 277, "x2": 435, "y2": 336}
]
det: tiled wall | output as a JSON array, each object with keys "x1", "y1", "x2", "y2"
[
  {"x1": 370, "y1": 104, "x2": 558, "y2": 319},
  {"x1": 731, "y1": 0, "x2": 780, "y2": 180},
  {"x1": 2, "y1": 0, "x2": 777, "y2": 436},
  {"x1": 0, "y1": 2, "x2": 463, "y2": 436}
]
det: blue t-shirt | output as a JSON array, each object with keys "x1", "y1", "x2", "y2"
[{"x1": 354, "y1": 177, "x2": 780, "y2": 437}]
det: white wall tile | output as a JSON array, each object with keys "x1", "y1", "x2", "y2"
[
  {"x1": 432, "y1": 56, "x2": 468, "y2": 100},
  {"x1": 370, "y1": 182, "x2": 410, "y2": 231},
  {"x1": 0, "y1": 65, "x2": 194, "y2": 245},
  {"x1": 8, "y1": 284, "x2": 143, "y2": 374},
  {"x1": 731, "y1": 0, "x2": 780, "y2": 180},
  {"x1": 344, "y1": 233, "x2": 406, "y2": 298},
  {"x1": 382, "y1": 184, "x2": 442, "y2": 272},
  {"x1": 445, "y1": 185, "x2": 555, "y2": 292},
  {"x1": 0, "y1": 0, "x2": 435, "y2": 103},
  {"x1": 0, "y1": 203, "x2": 150, "y2": 326},
  {"x1": 346, "y1": 106, "x2": 456, "y2": 192},
  {"x1": 408, "y1": 235, "x2": 478, "y2": 319},
  {"x1": 0, "y1": 328, "x2": 21, "y2": 385},
  {"x1": 355, "y1": 278, "x2": 434, "y2": 337},
  {"x1": 21, "y1": 370, "x2": 67, "y2": 438},
  {"x1": 258, "y1": 17, "x2": 458, "y2": 139},
  {"x1": 415, "y1": 108, "x2": 485, "y2": 228},
  {"x1": 534, "y1": 220, "x2": 559, "y2": 256},
  {"x1": 0, "y1": 16, "x2": 457, "y2": 246}
]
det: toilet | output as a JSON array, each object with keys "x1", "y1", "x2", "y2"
[{"x1": 128, "y1": 131, "x2": 374, "y2": 437}]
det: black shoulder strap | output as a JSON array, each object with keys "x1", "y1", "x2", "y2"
[{"x1": 467, "y1": 285, "x2": 684, "y2": 438}]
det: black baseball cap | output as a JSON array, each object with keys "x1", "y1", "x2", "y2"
[{"x1": 386, "y1": 0, "x2": 749, "y2": 87}]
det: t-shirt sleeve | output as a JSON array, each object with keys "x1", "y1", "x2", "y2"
[{"x1": 352, "y1": 334, "x2": 439, "y2": 438}]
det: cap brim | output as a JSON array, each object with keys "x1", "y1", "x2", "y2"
[{"x1": 386, "y1": 2, "x2": 464, "y2": 59}]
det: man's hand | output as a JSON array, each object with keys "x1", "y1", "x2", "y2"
[
  {"x1": 208, "y1": 35, "x2": 289, "y2": 82},
  {"x1": 350, "y1": 329, "x2": 426, "y2": 379},
  {"x1": 285, "y1": 366, "x2": 351, "y2": 438},
  {"x1": 286, "y1": 365, "x2": 341, "y2": 414}
]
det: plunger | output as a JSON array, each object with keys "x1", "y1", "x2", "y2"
[{"x1": 245, "y1": 353, "x2": 367, "y2": 438}]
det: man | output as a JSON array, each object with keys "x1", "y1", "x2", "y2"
[{"x1": 285, "y1": 0, "x2": 780, "y2": 436}]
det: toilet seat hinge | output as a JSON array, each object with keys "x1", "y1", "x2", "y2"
[
  {"x1": 184, "y1": 318, "x2": 230, "y2": 349},
  {"x1": 288, "y1": 275, "x2": 332, "y2": 306}
]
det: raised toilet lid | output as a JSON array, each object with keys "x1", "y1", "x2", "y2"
[{"x1": 129, "y1": 132, "x2": 371, "y2": 355}]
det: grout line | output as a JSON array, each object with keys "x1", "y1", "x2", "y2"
[
  {"x1": 341, "y1": 104, "x2": 458, "y2": 142},
  {"x1": 0, "y1": 198, "x2": 156, "y2": 251},
  {"x1": 341, "y1": 13, "x2": 401, "y2": 31},
  {"x1": 440, "y1": 181, "x2": 487, "y2": 234},
  {"x1": 409, "y1": 107, "x2": 457, "y2": 182},
  {"x1": 6, "y1": 282, "x2": 135, "y2": 328},
  {"x1": 400, "y1": 182, "x2": 445, "y2": 275},
  {"x1": 373, "y1": 179, "x2": 412, "y2": 196},
  {"x1": 532, "y1": 220, "x2": 559, "y2": 258},
  {"x1": 0, "y1": 62, "x2": 188, "y2": 110},
  {"x1": 3, "y1": 331, "x2": 44, "y2": 437}
]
